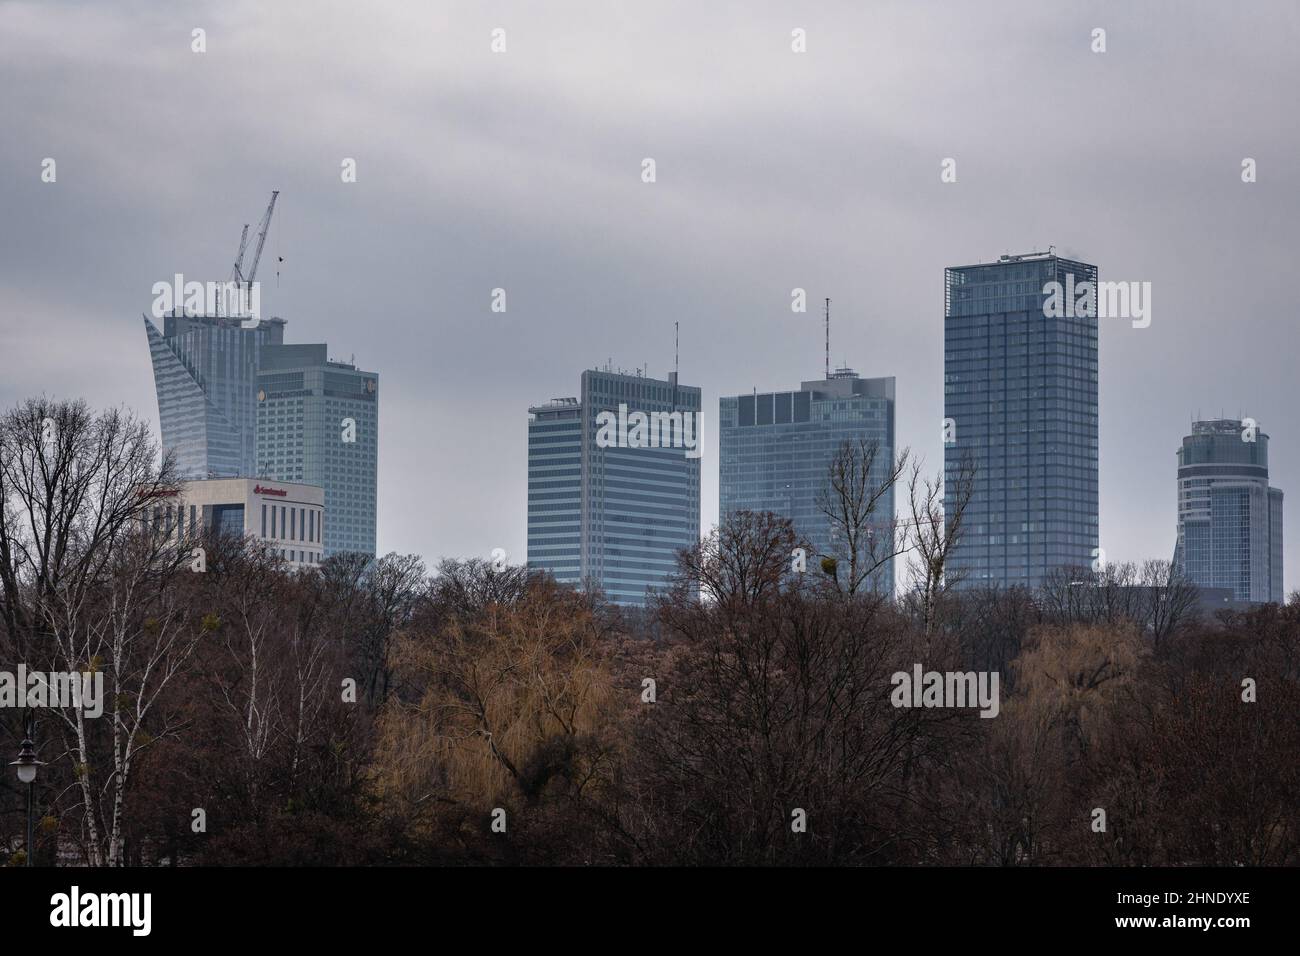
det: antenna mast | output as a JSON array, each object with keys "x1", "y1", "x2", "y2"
[{"x1": 824, "y1": 297, "x2": 831, "y2": 379}]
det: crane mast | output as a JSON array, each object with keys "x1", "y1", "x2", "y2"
[{"x1": 244, "y1": 190, "x2": 279, "y2": 288}]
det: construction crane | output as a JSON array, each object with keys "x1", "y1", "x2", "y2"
[
  {"x1": 222, "y1": 192, "x2": 279, "y2": 317},
  {"x1": 236, "y1": 190, "x2": 279, "y2": 290}
]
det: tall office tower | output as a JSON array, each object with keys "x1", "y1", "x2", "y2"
[
  {"x1": 719, "y1": 369, "x2": 897, "y2": 594},
  {"x1": 1173, "y1": 419, "x2": 1284, "y2": 603},
  {"x1": 256, "y1": 344, "x2": 378, "y2": 558},
  {"x1": 944, "y1": 251, "x2": 1099, "y2": 589},
  {"x1": 527, "y1": 368, "x2": 701, "y2": 605},
  {"x1": 527, "y1": 397, "x2": 583, "y2": 587},
  {"x1": 144, "y1": 313, "x2": 285, "y2": 478}
]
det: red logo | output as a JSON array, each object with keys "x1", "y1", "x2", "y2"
[{"x1": 254, "y1": 484, "x2": 287, "y2": 497}]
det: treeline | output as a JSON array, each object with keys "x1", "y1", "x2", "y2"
[{"x1": 1, "y1": 398, "x2": 1297, "y2": 866}]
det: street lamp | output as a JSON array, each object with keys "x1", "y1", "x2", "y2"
[{"x1": 9, "y1": 715, "x2": 44, "y2": 867}]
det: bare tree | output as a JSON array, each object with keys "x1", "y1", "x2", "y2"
[
  {"x1": 1137, "y1": 559, "x2": 1201, "y2": 647},
  {"x1": 44, "y1": 530, "x2": 200, "y2": 866},
  {"x1": 904, "y1": 454, "x2": 977, "y2": 636},
  {"x1": 0, "y1": 397, "x2": 196, "y2": 866},
  {"x1": 817, "y1": 438, "x2": 909, "y2": 597},
  {"x1": 1040, "y1": 559, "x2": 1199, "y2": 647},
  {"x1": 669, "y1": 509, "x2": 803, "y2": 612},
  {"x1": 0, "y1": 398, "x2": 176, "y2": 660},
  {"x1": 425, "y1": 558, "x2": 532, "y2": 624}
]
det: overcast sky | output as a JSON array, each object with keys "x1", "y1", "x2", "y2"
[{"x1": 2, "y1": 0, "x2": 1298, "y2": 591}]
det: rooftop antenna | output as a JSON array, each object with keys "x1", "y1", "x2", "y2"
[
  {"x1": 674, "y1": 321, "x2": 680, "y2": 405},
  {"x1": 824, "y1": 297, "x2": 831, "y2": 380}
]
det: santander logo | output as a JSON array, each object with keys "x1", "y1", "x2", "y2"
[{"x1": 254, "y1": 484, "x2": 287, "y2": 497}]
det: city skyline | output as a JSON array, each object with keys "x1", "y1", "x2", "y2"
[{"x1": 3, "y1": 1, "x2": 1297, "y2": 593}]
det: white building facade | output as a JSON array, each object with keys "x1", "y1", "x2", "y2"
[{"x1": 146, "y1": 477, "x2": 326, "y2": 568}]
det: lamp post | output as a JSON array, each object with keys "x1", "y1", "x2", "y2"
[{"x1": 9, "y1": 713, "x2": 44, "y2": 867}]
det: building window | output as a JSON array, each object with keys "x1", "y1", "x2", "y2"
[
  {"x1": 262, "y1": 504, "x2": 267, "y2": 537},
  {"x1": 291, "y1": 508, "x2": 296, "y2": 541}
]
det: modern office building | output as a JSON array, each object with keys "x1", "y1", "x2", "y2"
[
  {"x1": 527, "y1": 397, "x2": 584, "y2": 587},
  {"x1": 944, "y1": 251, "x2": 1099, "y2": 589},
  {"x1": 143, "y1": 477, "x2": 325, "y2": 569},
  {"x1": 1173, "y1": 418, "x2": 1283, "y2": 603},
  {"x1": 719, "y1": 369, "x2": 897, "y2": 594},
  {"x1": 528, "y1": 368, "x2": 701, "y2": 605},
  {"x1": 145, "y1": 312, "x2": 378, "y2": 559},
  {"x1": 144, "y1": 313, "x2": 285, "y2": 478},
  {"x1": 256, "y1": 345, "x2": 378, "y2": 558}
]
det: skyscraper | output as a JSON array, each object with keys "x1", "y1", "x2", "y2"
[
  {"x1": 526, "y1": 397, "x2": 583, "y2": 588},
  {"x1": 256, "y1": 344, "x2": 378, "y2": 558},
  {"x1": 1174, "y1": 418, "x2": 1283, "y2": 603},
  {"x1": 719, "y1": 369, "x2": 897, "y2": 594},
  {"x1": 527, "y1": 368, "x2": 701, "y2": 605},
  {"x1": 144, "y1": 313, "x2": 284, "y2": 478},
  {"x1": 944, "y1": 251, "x2": 1099, "y2": 589}
]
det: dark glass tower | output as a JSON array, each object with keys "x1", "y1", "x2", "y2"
[
  {"x1": 719, "y1": 369, "x2": 896, "y2": 594},
  {"x1": 944, "y1": 251, "x2": 1099, "y2": 589},
  {"x1": 1174, "y1": 419, "x2": 1283, "y2": 603}
]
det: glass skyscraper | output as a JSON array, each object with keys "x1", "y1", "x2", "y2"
[
  {"x1": 719, "y1": 369, "x2": 896, "y2": 594},
  {"x1": 257, "y1": 344, "x2": 378, "y2": 558},
  {"x1": 944, "y1": 251, "x2": 1099, "y2": 589},
  {"x1": 528, "y1": 368, "x2": 701, "y2": 605},
  {"x1": 527, "y1": 397, "x2": 583, "y2": 587},
  {"x1": 144, "y1": 313, "x2": 285, "y2": 478},
  {"x1": 1174, "y1": 419, "x2": 1283, "y2": 603}
]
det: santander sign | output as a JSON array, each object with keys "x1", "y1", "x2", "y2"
[{"x1": 254, "y1": 484, "x2": 288, "y2": 497}]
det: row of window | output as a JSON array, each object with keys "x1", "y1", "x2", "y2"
[{"x1": 261, "y1": 503, "x2": 321, "y2": 545}]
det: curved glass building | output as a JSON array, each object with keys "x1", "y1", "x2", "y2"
[{"x1": 1174, "y1": 419, "x2": 1283, "y2": 603}]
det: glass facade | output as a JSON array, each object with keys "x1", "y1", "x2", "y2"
[
  {"x1": 144, "y1": 314, "x2": 283, "y2": 478},
  {"x1": 944, "y1": 252, "x2": 1099, "y2": 589},
  {"x1": 257, "y1": 344, "x2": 378, "y2": 558},
  {"x1": 1173, "y1": 419, "x2": 1283, "y2": 603},
  {"x1": 527, "y1": 370, "x2": 701, "y2": 606},
  {"x1": 719, "y1": 370, "x2": 896, "y2": 594},
  {"x1": 527, "y1": 399, "x2": 583, "y2": 585},
  {"x1": 211, "y1": 503, "x2": 246, "y2": 538}
]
